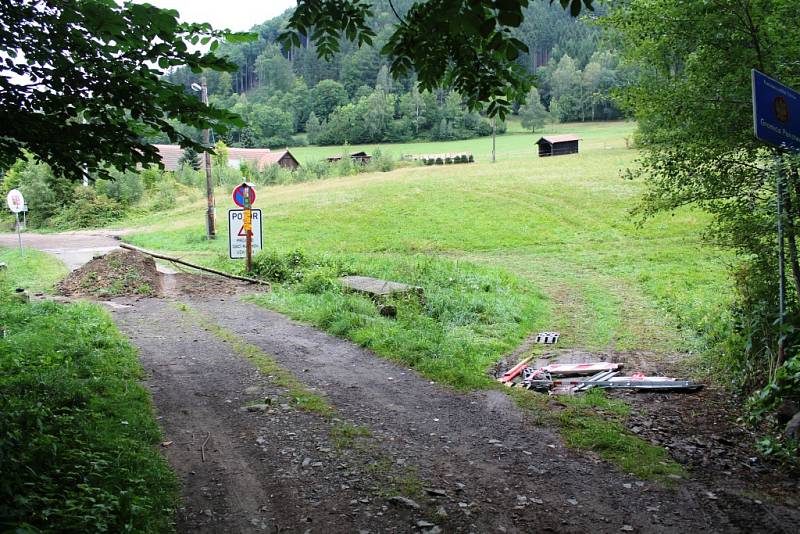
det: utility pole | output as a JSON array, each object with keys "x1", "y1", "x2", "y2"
[
  {"x1": 201, "y1": 77, "x2": 216, "y2": 239},
  {"x1": 492, "y1": 116, "x2": 496, "y2": 163}
]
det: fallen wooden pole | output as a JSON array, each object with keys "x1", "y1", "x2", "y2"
[{"x1": 119, "y1": 243, "x2": 269, "y2": 287}]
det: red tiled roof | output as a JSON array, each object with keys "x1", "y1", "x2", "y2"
[
  {"x1": 154, "y1": 145, "x2": 300, "y2": 171},
  {"x1": 153, "y1": 144, "x2": 187, "y2": 171},
  {"x1": 227, "y1": 147, "x2": 273, "y2": 167}
]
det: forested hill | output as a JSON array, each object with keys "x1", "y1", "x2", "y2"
[{"x1": 165, "y1": 1, "x2": 631, "y2": 148}]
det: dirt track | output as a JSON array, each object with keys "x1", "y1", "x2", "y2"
[
  {"x1": 11, "y1": 233, "x2": 799, "y2": 532},
  {"x1": 108, "y1": 291, "x2": 798, "y2": 534}
]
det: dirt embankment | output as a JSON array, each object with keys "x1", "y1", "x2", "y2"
[
  {"x1": 58, "y1": 249, "x2": 160, "y2": 299},
  {"x1": 57, "y1": 248, "x2": 253, "y2": 300}
]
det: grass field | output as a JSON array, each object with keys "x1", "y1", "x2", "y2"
[
  {"x1": 125, "y1": 120, "x2": 731, "y2": 361},
  {"x1": 289, "y1": 120, "x2": 634, "y2": 164},
  {"x1": 120, "y1": 119, "x2": 731, "y2": 477},
  {"x1": 0, "y1": 246, "x2": 69, "y2": 293}
]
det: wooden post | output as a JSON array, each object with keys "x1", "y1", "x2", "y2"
[{"x1": 201, "y1": 77, "x2": 216, "y2": 239}]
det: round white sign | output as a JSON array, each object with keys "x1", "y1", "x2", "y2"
[{"x1": 7, "y1": 189, "x2": 25, "y2": 213}]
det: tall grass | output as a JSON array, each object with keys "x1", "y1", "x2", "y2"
[{"x1": 0, "y1": 282, "x2": 177, "y2": 532}]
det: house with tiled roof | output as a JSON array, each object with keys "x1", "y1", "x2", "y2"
[{"x1": 153, "y1": 145, "x2": 300, "y2": 171}]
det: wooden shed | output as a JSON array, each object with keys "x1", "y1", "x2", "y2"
[
  {"x1": 326, "y1": 152, "x2": 371, "y2": 164},
  {"x1": 535, "y1": 135, "x2": 580, "y2": 157},
  {"x1": 349, "y1": 151, "x2": 371, "y2": 164},
  {"x1": 258, "y1": 149, "x2": 300, "y2": 170}
]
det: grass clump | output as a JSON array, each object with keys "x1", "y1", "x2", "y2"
[
  {"x1": 245, "y1": 251, "x2": 547, "y2": 390},
  {"x1": 330, "y1": 422, "x2": 372, "y2": 449},
  {"x1": 0, "y1": 284, "x2": 177, "y2": 532},
  {"x1": 511, "y1": 387, "x2": 685, "y2": 481},
  {"x1": 177, "y1": 303, "x2": 334, "y2": 417}
]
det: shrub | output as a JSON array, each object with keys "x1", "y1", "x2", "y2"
[
  {"x1": 96, "y1": 169, "x2": 144, "y2": 206},
  {"x1": 49, "y1": 187, "x2": 123, "y2": 229},
  {"x1": 444, "y1": 157, "x2": 453, "y2": 164},
  {"x1": 148, "y1": 178, "x2": 178, "y2": 212},
  {"x1": 296, "y1": 160, "x2": 330, "y2": 182},
  {"x1": 297, "y1": 265, "x2": 341, "y2": 294},
  {"x1": 435, "y1": 157, "x2": 443, "y2": 165},
  {"x1": 468, "y1": 154, "x2": 475, "y2": 163}
]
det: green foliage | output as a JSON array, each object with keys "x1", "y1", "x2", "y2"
[
  {"x1": 96, "y1": 169, "x2": 145, "y2": 206},
  {"x1": 0, "y1": 0, "x2": 247, "y2": 181},
  {"x1": 748, "y1": 355, "x2": 800, "y2": 422},
  {"x1": 608, "y1": 0, "x2": 800, "y2": 452},
  {"x1": 165, "y1": 2, "x2": 622, "y2": 149},
  {"x1": 249, "y1": 253, "x2": 546, "y2": 390},
  {"x1": 0, "y1": 287, "x2": 177, "y2": 532},
  {"x1": 519, "y1": 87, "x2": 548, "y2": 132},
  {"x1": 279, "y1": 1, "x2": 593, "y2": 118},
  {"x1": 49, "y1": 187, "x2": 124, "y2": 229},
  {"x1": 14, "y1": 158, "x2": 74, "y2": 227},
  {"x1": 179, "y1": 146, "x2": 202, "y2": 171}
]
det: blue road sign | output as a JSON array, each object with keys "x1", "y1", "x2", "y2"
[
  {"x1": 752, "y1": 69, "x2": 800, "y2": 151},
  {"x1": 232, "y1": 183, "x2": 256, "y2": 208}
]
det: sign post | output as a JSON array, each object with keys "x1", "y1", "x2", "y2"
[
  {"x1": 6, "y1": 189, "x2": 25, "y2": 254},
  {"x1": 231, "y1": 183, "x2": 258, "y2": 272},
  {"x1": 752, "y1": 69, "x2": 800, "y2": 368}
]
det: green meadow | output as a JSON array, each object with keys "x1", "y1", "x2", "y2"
[{"x1": 124, "y1": 120, "x2": 731, "y2": 378}]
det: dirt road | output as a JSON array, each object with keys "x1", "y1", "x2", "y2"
[
  {"x1": 13, "y1": 234, "x2": 799, "y2": 532},
  {"x1": 108, "y1": 292, "x2": 798, "y2": 534}
]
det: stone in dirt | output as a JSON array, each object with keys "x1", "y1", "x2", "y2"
[
  {"x1": 387, "y1": 496, "x2": 420, "y2": 509},
  {"x1": 784, "y1": 411, "x2": 800, "y2": 441}
]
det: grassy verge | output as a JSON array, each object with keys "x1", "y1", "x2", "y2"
[
  {"x1": 243, "y1": 251, "x2": 547, "y2": 390},
  {"x1": 176, "y1": 302, "x2": 334, "y2": 417},
  {"x1": 509, "y1": 387, "x2": 685, "y2": 481},
  {"x1": 0, "y1": 284, "x2": 177, "y2": 532},
  {"x1": 0, "y1": 246, "x2": 68, "y2": 293}
]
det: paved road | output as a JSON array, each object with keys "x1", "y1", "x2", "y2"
[
  {"x1": 0, "y1": 230, "x2": 178, "y2": 273},
  {"x1": 0, "y1": 230, "x2": 122, "y2": 270}
]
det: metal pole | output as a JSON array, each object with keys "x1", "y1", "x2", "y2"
[
  {"x1": 243, "y1": 183, "x2": 253, "y2": 272},
  {"x1": 777, "y1": 167, "x2": 787, "y2": 367},
  {"x1": 15, "y1": 212, "x2": 22, "y2": 255},
  {"x1": 201, "y1": 77, "x2": 216, "y2": 239}
]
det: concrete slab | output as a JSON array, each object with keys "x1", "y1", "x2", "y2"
[{"x1": 339, "y1": 275, "x2": 422, "y2": 299}]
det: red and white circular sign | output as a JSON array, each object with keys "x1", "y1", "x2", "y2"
[{"x1": 6, "y1": 189, "x2": 25, "y2": 213}]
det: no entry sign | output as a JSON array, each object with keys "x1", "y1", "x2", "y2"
[
  {"x1": 6, "y1": 189, "x2": 25, "y2": 213},
  {"x1": 232, "y1": 183, "x2": 256, "y2": 208}
]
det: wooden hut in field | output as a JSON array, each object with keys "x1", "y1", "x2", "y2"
[
  {"x1": 535, "y1": 135, "x2": 580, "y2": 157},
  {"x1": 326, "y1": 151, "x2": 372, "y2": 164}
]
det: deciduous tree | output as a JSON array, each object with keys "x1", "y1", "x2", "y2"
[
  {"x1": 0, "y1": 0, "x2": 249, "y2": 180},
  {"x1": 278, "y1": 0, "x2": 593, "y2": 118}
]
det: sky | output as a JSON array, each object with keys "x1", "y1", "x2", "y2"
[{"x1": 135, "y1": 0, "x2": 297, "y2": 31}]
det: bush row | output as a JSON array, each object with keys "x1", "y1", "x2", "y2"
[{"x1": 421, "y1": 154, "x2": 474, "y2": 165}]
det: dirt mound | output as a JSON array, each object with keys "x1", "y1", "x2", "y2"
[{"x1": 58, "y1": 249, "x2": 161, "y2": 299}]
